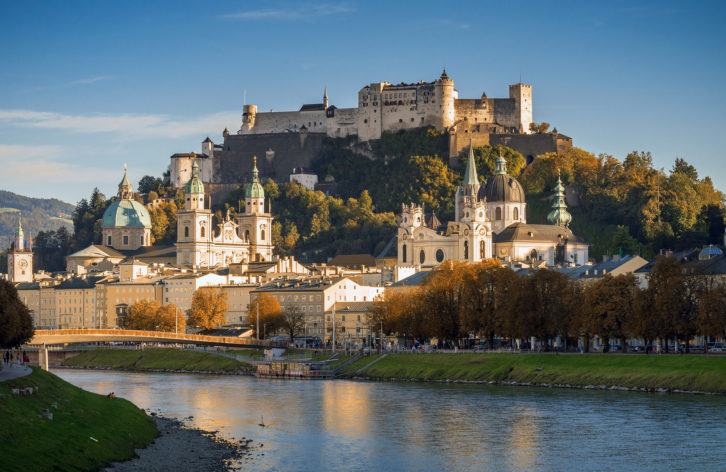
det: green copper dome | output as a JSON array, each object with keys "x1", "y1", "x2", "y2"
[
  {"x1": 102, "y1": 199, "x2": 152, "y2": 228},
  {"x1": 185, "y1": 160, "x2": 205, "y2": 195},
  {"x1": 245, "y1": 157, "x2": 265, "y2": 199}
]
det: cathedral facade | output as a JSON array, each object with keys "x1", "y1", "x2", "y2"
[
  {"x1": 397, "y1": 144, "x2": 588, "y2": 268},
  {"x1": 175, "y1": 158, "x2": 274, "y2": 268}
]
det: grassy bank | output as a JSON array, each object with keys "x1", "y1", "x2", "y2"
[
  {"x1": 62, "y1": 348, "x2": 252, "y2": 373},
  {"x1": 0, "y1": 368, "x2": 157, "y2": 470},
  {"x1": 340, "y1": 353, "x2": 726, "y2": 394}
]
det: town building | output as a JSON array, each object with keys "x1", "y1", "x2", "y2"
[
  {"x1": 102, "y1": 166, "x2": 152, "y2": 251},
  {"x1": 289, "y1": 168, "x2": 318, "y2": 190}
]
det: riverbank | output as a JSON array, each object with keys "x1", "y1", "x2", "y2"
[
  {"x1": 0, "y1": 367, "x2": 158, "y2": 470},
  {"x1": 340, "y1": 353, "x2": 726, "y2": 394},
  {"x1": 105, "y1": 414, "x2": 252, "y2": 471},
  {"x1": 62, "y1": 348, "x2": 254, "y2": 374}
]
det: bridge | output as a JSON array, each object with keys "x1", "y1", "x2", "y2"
[{"x1": 27, "y1": 329, "x2": 287, "y2": 370}]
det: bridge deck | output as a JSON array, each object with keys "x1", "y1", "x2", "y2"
[{"x1": 28, "y1": 329, "x2": 286, "y2": 349}]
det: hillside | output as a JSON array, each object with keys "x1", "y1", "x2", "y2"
[{"x1": 0, "y1": 190, "x2": 74, "y2": 249}]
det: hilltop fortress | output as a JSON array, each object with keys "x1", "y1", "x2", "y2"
[
  {"x1": 170, "y1": 70, "x2": 571, "y2": 197},
  {"x1": 240, "y1": 69, "x2": 532, "y2": 140}
]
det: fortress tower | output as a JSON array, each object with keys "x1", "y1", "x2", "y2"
[
  {"x1": 437, "y1": 69, "x2": 456, "y2": 130},
  {"x1": 509, "y1": 83, "x2": 533, "y2": 133}
]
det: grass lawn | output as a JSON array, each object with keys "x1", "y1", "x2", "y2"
[
  {"x1": 345, "y1": 353, "x2": 726, "y2": 393},
  {"x1": 0, "y1": 368, "x2": 157, "y2": 471},
  {"x1": 63, "y1": 348, "x2": 251, "y2": 372}
]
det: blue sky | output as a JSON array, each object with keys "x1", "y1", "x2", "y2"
[{"x1": 1, "y1": 0, "x2": 725, "y2": 204}]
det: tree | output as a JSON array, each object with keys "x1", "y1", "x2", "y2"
[
  {"x1": 187, "y1": 288, "x2": 228, "y2": 330},
  {"x1": 249, "y1": 293, "x2": 283, "y2": 339},
  {"x1": 119, "y1": 300, "x2": 184, "y2": 332},
  {"x1": 529, "y1": 122, "x2": 551, "y2": 134},
  {"x1": 138, "y1": 176, "x2": 163, "y2": 195},
  {"x1": 581, "y1": 274, "x2": 637, "y2": 352},
  {"x1": 0, "y1": 280, "x2": 34, "y2": 348},
  {"x1": 697, "y1": 284, "x2": 726, "y2": 352},
  {"x1": 281, "y1": 305, "x2": 306, "y2": 343}
]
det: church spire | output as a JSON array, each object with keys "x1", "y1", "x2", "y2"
[
  {"x1": 463, "y1": 139, "x2": 478, "y2": 186},
  {"x1": 118, "y1": 164, "x2": 133, "y2": 199},
  {"x1": 15, "y1": 212, "x2": 24, "y2": 250},
  {"x1": 547, "y1": 170, "x2": 572, "y2": 227},
  {"x1": 323, "y1": 86, "x2": 329, "y2": 108}
]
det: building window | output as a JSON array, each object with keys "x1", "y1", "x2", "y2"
[
  {"x1": 513, "y1": 207, "x2": 519, "y2": 220},
  {"x1": 402, "y1": 244, "x2": 407, "y2": 263},
  {"x1": 123, "y1": 235, "x2": 129, "y2": 245},
  {"x1": 245, "y1": 230, "x2": 250, "y2": 241},
  {"x1": 464, "y1": 241, "x2": 469, "y2": 260},
  {"x1": 496, "y1": 207, "x2": 502, "y2": 220},
  {"x1": 107, "y1": 235, "x2": 112, "y2": 245},
  {"x1": 436, "y1": 249, "x2": 444, "y2": 263},
  {"x1": 480, "y1": 240, "x2": 485, "y2": 259},
  {"x1": 200, "y1": 226, "x2": 205, "y2": 238},
  {"x1": 185, "y1": 226, "x2": 189, "y2": 238},
  {"x1": 419, "y1": 250, "x2": 425, "y2": 264}
]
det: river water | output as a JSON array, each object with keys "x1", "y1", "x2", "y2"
[{"x1": 53, "y1": 369, "x2": 725, "y2": 471}]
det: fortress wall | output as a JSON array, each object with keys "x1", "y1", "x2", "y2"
[
  {"x1": 245, "y1": 110, "x2": 327, "y2": 134},
  {"x1": 490, "y1": 133, "x2": 561, "y2": 164},
  {"x1": 214, "y1": 132, "x2": 327, "y2": 187},
  {"x1": 171, "y1": 155, "x2": 213, "y2": 188},
  {"x1": 492, "y1": 98, "x2": 517, "y2": 129},
  {"x1": 327, "y1": 107, "x2": 358, "y2": 138},
  {"x1": 454, "y1": 99, "x2": 496, "y2": 125}
]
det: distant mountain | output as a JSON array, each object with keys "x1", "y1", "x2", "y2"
[{"x1": 0, "y1": 190, "x2": 74, "y2": 249}]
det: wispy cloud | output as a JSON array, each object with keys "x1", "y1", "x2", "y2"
[
  {"x1": 222, "y1": 3, "x2": 355, "y2": 20},
  {"x1": 19, "y1": 75, "x2": 113, "y2": 93},
  {"x1": 0, "y1": 144, "x2": 118, "y2": 184},
  {"x1": 0, "y1": 109, "x2": 239, "y2": 139}
]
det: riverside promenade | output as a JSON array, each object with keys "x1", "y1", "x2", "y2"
[{"x1": 0, "y1": 362, "x2": 31, "y2": 382}]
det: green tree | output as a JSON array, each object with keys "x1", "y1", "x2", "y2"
[
  {"x1": 138, "y1": 176, "x2": 164, "y2": 195},
  {"x1": 0, "y1": 280, "x2": 34, "y2": 348}
]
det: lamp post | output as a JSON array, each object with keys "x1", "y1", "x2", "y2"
[{"x1": 256, "y1": 301, "x2": 260, "y2": 340}]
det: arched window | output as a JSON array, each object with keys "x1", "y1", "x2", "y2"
[
  {"x1": 245, "y1": 229, "x2": 250, "y2": 241},
  {"x1": 200, "y1": 226, "x2": 205, "y2": 238},
  {"x1": 184, "y1": 226, "x2": 189, "y2": 238},
  {"x1": 496, "y1": 207, "x2": 502, "y2": 220},
  {"x1": 480, "y1": 240, "x2": 485, "y2": 259},
  {"x1": 513, "y1": 207, "x2": 519, "y2": 220},
  {"x1": 464, "y1": 241, "x2": 469, "y2": 259},
  {"x1": 402, "y1": 244, "x2": 407, "y2": 263},
  {"x1": 261, "y1": 229, "x2": 266, "y2": 241},
  {"x1": 419, "y1": 250, "x2": 425, "y2": 264}
]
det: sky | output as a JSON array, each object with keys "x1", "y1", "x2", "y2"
[{"x1": 1, "y1": 0, "x2": 725, "y2": 204}]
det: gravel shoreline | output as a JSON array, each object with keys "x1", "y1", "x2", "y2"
[{"x1": 105, "y1": 413, "x2": 254, "y2": 471}]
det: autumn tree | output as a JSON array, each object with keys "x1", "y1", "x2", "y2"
[
  {"x1": 419, "y1": 261, "x2": 468, "y2": 346},
  {"x1": 281, "y1": 305, "x2": 306, "y2": 343},
  {"x1": 121, "y1": 300, "x2": 184, "y2": 332},
  {"x1": 187, "y1": 288, "x2": 228, "y2": 330},
  {"x1": 249, "y1": 292, "x2": 283, "y2": 339},
  {"x1": 581, "y1": 274, "x2": 638, "y2": 352},
  {"x1": 0, "y1": 280, "x2": 34, "y2": 348},
  {"x1": 460, "y1": 260, "x2": 503, "y2": 348},
  {"x1": 697, "y1": 284, "x2": 726, "y2": 352}
]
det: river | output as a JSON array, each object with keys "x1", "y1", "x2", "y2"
[{"x1": 53, "y1": 369, "x2": 725, "y2": 471}]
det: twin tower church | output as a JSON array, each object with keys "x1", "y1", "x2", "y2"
[
  {"x1": 98, "y1": 157, "x2": 273, "y2": 269},
  {"x1": 397, "y1": 144, "x2": 588, "y2": 268}
]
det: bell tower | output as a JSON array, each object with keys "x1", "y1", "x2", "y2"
[
  {"x1": 176, "y1": 160, "x2": 214, "y2": 267},
  {"x1": 237, "y1": 157, "x2": 274, "y2": 261},
  {"x1": 7, "y1": 213, "x2": 33, "y2": 283}
]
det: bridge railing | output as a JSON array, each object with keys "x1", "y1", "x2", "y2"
[{"x1": 29, "y1": 329, "x2": 287, "y2": 348}]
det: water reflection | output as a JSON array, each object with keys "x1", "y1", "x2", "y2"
[{"x1": 54, "y1": 370, "x2": 726, "y2": 472}]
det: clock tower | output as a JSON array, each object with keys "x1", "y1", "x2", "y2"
[{"x1": 7, "y1": 214, "x2": 33, "y2": 283}]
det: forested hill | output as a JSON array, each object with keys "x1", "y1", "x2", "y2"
[{"x1": 0, "y1": 190, "x2": 74, "y2": 249}]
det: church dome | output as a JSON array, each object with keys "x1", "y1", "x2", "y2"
[
  {"x1": 478, "y1": 155, "x2": 526, "y2": 204},
  {"x1": 245, "y1": 156, "x2": 265, "y2": 198},
  {"x1": 185, "y1": 160, "x2": 204, "y2": 195},
  {"x1": 102, "y1": 199, "x2": 152, "y2": 228}
]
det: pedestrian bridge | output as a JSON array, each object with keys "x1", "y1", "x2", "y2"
[{"x1": 28, "y1": 329, "x2": 286, "y2": 349}]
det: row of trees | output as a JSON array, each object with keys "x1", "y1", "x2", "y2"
[
  {"x1": 249, "y1": 293, "x2": 306, "y2": 342},
  {"x1": 368, "y1": 258, "x2": 726, "y2": 353}
]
